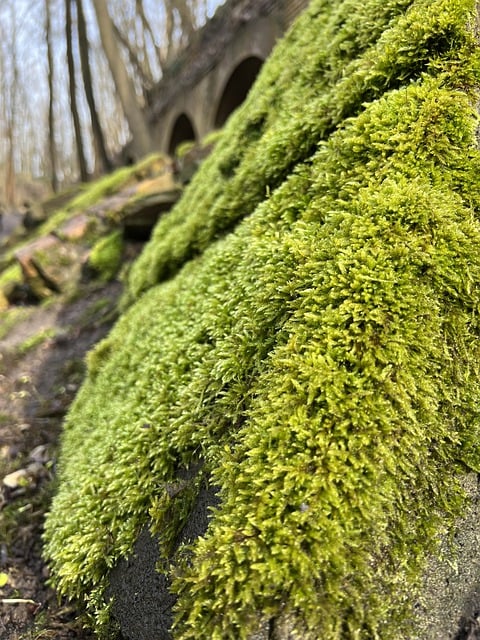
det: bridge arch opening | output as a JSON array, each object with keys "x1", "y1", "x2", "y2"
[
  {"x1": 168, "y1": 113, "x2": 196, "y2": 155},
  {"x1": 214, "y1": 56, "x2": 264, "y2": 128}
]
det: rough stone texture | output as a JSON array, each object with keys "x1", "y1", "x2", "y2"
[
  {"x1": 174, "y1": 141, "x2": 216, "y2": 185},
  {"x1": 56, "y1": 214, "x2": 92, "y2": 241},
  {"x1": 122, "y1": 190, "x2": 182, "y2": 240},
  {"x1": 106, "y1": 473, "x2": 480, "y2": 640},
  {"x1": 108, "y1": 528, "x2": 174, "y2": 640},
  {"x1": 415, "y1": 473, "x2": 480, "y2": 640},
  {"x1": 135, "y1": 173, "x2": 178, "y2": 196},
  {"x1": 107, "y1": 482, "x2": 219, "y2": 640},
  {"x1": 15, "y1": 235, "x2": 87, "y2": 298}
]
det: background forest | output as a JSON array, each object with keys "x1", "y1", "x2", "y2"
[{"x1": 0, "y1": 0, "x2": 223, "y2": 210}]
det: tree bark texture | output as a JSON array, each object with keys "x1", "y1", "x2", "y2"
[
  {"x1": 91, "y1": 0, "x2": 152, "y2": 160},
  {"x1": 66, "y1": 0, "x2": 89, "y2": 182},
  {"x1": 46, "y1": 0, "x2": 59, "y2": 192},
  {"x1": 76, "y1": 0, "x2": 112, "y2": 174}
]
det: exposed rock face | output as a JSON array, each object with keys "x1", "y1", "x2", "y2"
[
  {"x1": 56, "y1": 213, "x2": 92, "y2": 241},
  {"x1": 108, "y1": 528, "x2": 174, "y2": 640},
  {"x1": 2, "y1": 156, "x2": 182, "y2": 306},
  {"x1": 122, "y1": 189, "x2": 182, "y2": 240},
  {"x1": 415, "y1": 474, "x2": 480, "y2": 640},
  {"x1": 15, "y1": 235, "x2": 87, "y2": 299},
  {"x1": 108, "y1": 481, "x2": 219, "y2": 640}
]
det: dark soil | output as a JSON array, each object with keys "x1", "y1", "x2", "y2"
[{"x1": 0, "y1": 280, "x2": 123, "y2": 639}]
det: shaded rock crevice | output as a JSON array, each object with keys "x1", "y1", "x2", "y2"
[{"x1": 107, "y1": 481, "x2": 219, "y2": 640}]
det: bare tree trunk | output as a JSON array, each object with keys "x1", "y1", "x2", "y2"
[
  {"x1": 113, "y1": 22, "x2": 151, "y2": 91},
  {"x1": 76, "y1": 0, "x2": 112, "y2": 174},
  {"x1": 1, "y1": 2, "x2": 17, "y2": 208},
  {"x1": 66, "y1": 0, "x2": 89, "y2": 181},
  {"x1": 91, "y1": 0, "x2": 152, "y2": 160},
  {"x1": 173, "y1": 0, "x2": 196, "y2": 45},
  {"x1": 46, "y1": 0, "x2": 59, "y2": 192},
  {"x1": 5, "y1": 120, "x2": 16, "y2": 208},
  {"x1": 135, "y1": 0, "x2": 163, "y2": 78},
  {"x1": 164, "y1": 3, "x2": 175, "y2": 63}
]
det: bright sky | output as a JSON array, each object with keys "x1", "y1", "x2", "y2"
[{"x1": 0, "y1": 0, "x2": 225, "y2": 182}]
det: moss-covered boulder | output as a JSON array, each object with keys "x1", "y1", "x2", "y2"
[
  {"x1": 0, "y1": 154, "x2": 181, "y2": 305},
  {"x1": 15, "y1": 234, "x2": 87, "y2": 298},
  {"x1": 44, "y1": 1, "x2": 480, "y2": 639}
]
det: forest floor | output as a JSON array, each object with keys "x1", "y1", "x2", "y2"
[{"x1": 0, "y1": 278, "x2": 123, "y2": 639}]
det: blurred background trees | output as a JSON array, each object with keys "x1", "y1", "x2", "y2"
[{"x1": 0, "y1": 0, "x2": 221, "y2": 208}]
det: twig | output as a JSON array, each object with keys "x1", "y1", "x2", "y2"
[{"x1": 1, "y1": 598, "x2": 39, "y2": 605}]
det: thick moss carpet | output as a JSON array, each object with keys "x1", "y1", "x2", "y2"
[{"x1": 44, "y1": 1, "x2": 480, "y2": 638}]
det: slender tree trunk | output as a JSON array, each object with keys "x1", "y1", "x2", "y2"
[
  {"x1": 91, "y1": 0, "x2": 152, "y2": 160},
  {"x1": 2, "y1": 1, "x2": 17, "y2": 207},
  {"x1": 76, "y1": 0, "x2": 112, "y2": 173},
  {"x1": 173, "y1": 0, "x2": 196, "y2": 45},
  {"x1": 135, "y1": 0, "x2": 163, "y2": 79},
  {"x1": 113, "y1": 22, "x2": 151, "y2": 91},
  {"x1": 164, "y1": 4, "x2": 175, "y2": 63},
  {"x1": 66, "y1": 0, "x2": 89, "y2": 181},
  {"x1": 46, "y1": 0, "x2": 59, "y2": 192},
  {"x1": 5, "y1": 120, "x2": 15, "y2": 208}
]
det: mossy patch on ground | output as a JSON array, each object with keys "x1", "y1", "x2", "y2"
[
  {"x1": 87, "y1": 231, "x2": 124, "y2": 282},
  {"x1": 44, "y1": 1, "x2": 480, "y2": 639}
]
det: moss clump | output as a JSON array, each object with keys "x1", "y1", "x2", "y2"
[
  {"x1": 87, "y1": 231, "x2": 123, "y2": 282},
  {"x1": 18, "y1": 328, "x2": 57, "y2": 354},
  {"x1": 0, "y1": 154, "x2": 168, "y2": 270},
  {"x1": 0, "y1": 263, "x2": 22, "y2": 291},
  {"x1": 65, "y1": 154, "x2": 167, "y2": 214},
  {"x1": 174, "y1": 140, "x2": 196, "y2": 159},
  {"x1": 44, "y1": 1, "x2": 480, "y2": 639},
  {"x1": 0, "y1": 306, "x2": 30, "y2": 341}
]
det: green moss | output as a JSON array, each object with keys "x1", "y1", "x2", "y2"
[
  {"x1": 44, "y1": 1, "x2": 480, "y2": 638},
  {"x1": 0, "y1": 264, "x2": 23, "y2": 309},
  {"x1": 87, "y1": 231, "x2": 123, "y2": 282},
  {"x1": 0, "y1": 263, "x2": 22, "y2": 289},
  {"x1": 0, "y1": 309, "x2": 32, "y2": 343},
  {"x1": 175, "y1": 130, "x2": 222, "y2": 160},
  {"x1": 174, "y1": 140, "x2": 196, "y2": 159},
  {"x1": 127, "y1": 0, "x2": 480, "y2": 301},
  {"x1": 64, "y1": 154, "x2": 165, "y2": 214},
  {"x1": 18, "y1": 328, "x2": 57, "y2": 354},
  {"x1": 200, "y1": 128, "x2": 223, "y2": 148},
  {"x1": 0, "y1": 155, "x2": 167, "y2": 269}
]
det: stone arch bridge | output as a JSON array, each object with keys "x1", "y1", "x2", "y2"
[{"x1": 147, "y1": 0, "x2": 310, "y2": 155}]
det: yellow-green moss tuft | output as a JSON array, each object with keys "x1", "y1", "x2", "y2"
[
  {"x1": 87, "y1": 231, "x2": 123, "y2": 282},
  {"x1": 44, "y1": 1, "x2": 480, "y2": 638}
]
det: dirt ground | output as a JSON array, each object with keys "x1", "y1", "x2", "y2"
[{"x1": 0, "y1": 279, "x2": 123, "y2": 640}]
